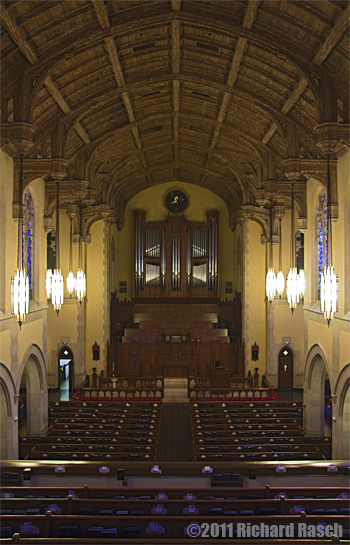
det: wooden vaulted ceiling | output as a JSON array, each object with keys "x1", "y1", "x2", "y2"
[{"x1": 1, "y1": 0, "x2": 349, "y2": 222}]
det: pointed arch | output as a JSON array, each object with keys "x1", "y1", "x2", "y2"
[
  {"x1": 0, "y1": 363, "x2": 17, "y2": 459},
  {"x1": 17, "y1": 344, "x2": 48, "y2": 437},
  {"x1": 303, "y1": 344, "x2": 333, "y2": 441},
  {"x1": 333, "y1": 364, "x2": 350, "y2": 459}
]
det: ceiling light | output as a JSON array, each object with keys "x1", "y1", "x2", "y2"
[
  {"x1": 320, "y1": 155, "x2": 338, "y2": 326},
  {"x1": 46, "y1": 182, "x2": 64, "y2": 315},
  {"x1": 11, "y1": 156, "x2": 29, "y2": 329}
]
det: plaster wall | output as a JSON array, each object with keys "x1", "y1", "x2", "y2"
[
  {"x1": 0, "y1": 150, "x2": 17, "y2": 314},
  {"x1": 243, "y1": 220, "x2": 267, "y2": 378},
  {"x1": 85, "y1": 220, "x2": 105, "y2": 376},
  {"x1": 0, "y1": 152, "x2": 48, "y2": 388}
]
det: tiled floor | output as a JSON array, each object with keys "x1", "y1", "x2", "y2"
[{"x1": 48, "y1": 378, "x2": 74, "y2": 402}]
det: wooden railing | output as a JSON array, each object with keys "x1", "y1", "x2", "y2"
[
  {"x1": 75, "y1": 376, "x2": 164, "y2": 400},
  {"x1": 188, "y1": 386, "x2": 277, "y2": 400}
]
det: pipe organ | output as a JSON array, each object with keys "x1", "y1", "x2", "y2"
[{"x1": 134, "y1": 210, "x2": 219, "y2": 299}]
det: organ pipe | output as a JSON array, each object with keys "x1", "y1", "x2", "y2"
[
  {"x1": 187, "y1": 228, "x2": 191, "y2": 286},
  {"x1": 135, "y1": 210, "x2": 218, "y2": 295},
  {"x1": 207, "y1": 218, "x2": 218, "y2": 291},
  {"x1": 161, "y1": 228, "x2": 166, "y2": 287}
]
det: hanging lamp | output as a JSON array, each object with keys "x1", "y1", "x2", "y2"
[
  {"x1": 66, "y1": 217, "x2": 76, "y2": 297},
  {"x1": 46, "y1": 182, "x2": 64, "y2": 315},
  {"x1": 266, "y1": 201, "x2": 276, "y2": 302},
  {"x1": 76, "y1": 202, "x2": 86, "y2": 304},
  {"x1": 298, "y1": 268, "x2": 305, "y2": 302},
  {"x1": 286, "y1": 182, "x2": 299, "y2": 314},
  {"x1": 320, "y1": 154, "x2": 338, "y2": 326},
  {"x1": 11, "y1": 156, "x2": 29, "y2": 329},
  {"x1": 276, "y1": 218, "x2": 285, "y2": 297}
]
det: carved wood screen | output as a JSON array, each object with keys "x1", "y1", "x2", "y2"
[{"x1": 134, "y1": 209, "x2": 219, "y2": 299}]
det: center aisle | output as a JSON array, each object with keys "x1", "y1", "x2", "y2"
[{"x1": 157, "y1": 403, "x2": 194, "y2": 461}]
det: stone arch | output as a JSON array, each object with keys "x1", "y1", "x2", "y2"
[
  {"x1": 303, "y1": 344, "x2": 333, "y2": 439},
  {"x1": 18, "y1": 344, "x2": 48, "y2": 437},
  {"x1": 0, "y1": 363, "x2": 17, "y2": 459},
  {"x1": 333, "y1": 364, "x2": 350, "y2": 460}
]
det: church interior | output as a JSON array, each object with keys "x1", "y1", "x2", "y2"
[{"x1": 0, "y1": 0, "x2": 349, "y2": 543}]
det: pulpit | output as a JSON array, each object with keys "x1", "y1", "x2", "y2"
[{"x1": 211, "y1": 366, "x2": 229, "y2": 389}]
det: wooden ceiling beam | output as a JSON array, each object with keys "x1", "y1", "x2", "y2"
[
  {"x1": 207, "y1": 5, "x2": 252, "y2": 154},
  {"x1": 313, "y1": 3, "x2": 349, "y2": 65},
  {"x1": 75, "y1": 122, "x2": 91, "y2": 145},
  {"x1": 262, "y1": 123, "x2": 277, "y2": 145},
  {"x1": 262, "y1": 4, "x2": 349, "y2": 146},
  {"x1": 92, "y1": 145, "x2": 258, "y2": 162},
  {"x1": 0, "y1": 5, "x2": 91, "y2": 147},
  {"x1": 44, "y1": 76, "x2": 91, "y2": 144},
  {"x1": 43, "y1": 76, "x2": 70, "y2": 114},
  {"x1": 290, "y1": 1, "x2": 335, "y2": 27},
  {"x1": 281, "y1": 78, "x2": 308, "y2": 115},
  {"x1": 91, "y1": 0, "x2": 110, "y2": 29},
  {"x1": 226, "y1": 36, "x2": 247, "y2": 87},
  {"x1": 171, "y1": 0, "x2": 181, "y2": 11},
  {"x1": 104, "y1": 36, "x2": 125, "y2": 87},
  {"x1": 242, "y1": 0, "x2": 260, "y2": 30},
  {"x1": 171, "y1": 19, "x2": 181, "y2": 74},
  {"x1": 0, "y1": 5, "x2": 38, "y2": 64},
  {"x1": 171, "y1": 15, "x2": 181, "y2": 172},
  {"x1": 122, "y1": 93, "x2": 135, "y2": 123},
  {"x1": 91, "y1": 0, "x2": 146, "y2": 169},
  {"x1": 173, "y1": 80, "x2": 180, "y2": 112}
]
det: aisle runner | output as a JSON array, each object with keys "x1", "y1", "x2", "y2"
[{"x1": 157, "y1": 404, "x2": 194, "y2": 461}]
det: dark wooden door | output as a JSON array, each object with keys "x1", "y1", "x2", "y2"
[{"x1": 278, "y1": 358, "x2": 293, "y2": 388}]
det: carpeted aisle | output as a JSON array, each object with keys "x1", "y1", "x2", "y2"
[{"x1": 157, "y1": 403, "x2": 194, "y2": 461}]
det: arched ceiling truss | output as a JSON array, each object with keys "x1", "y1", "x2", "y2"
[{"x1": 1, "y1": 0, "x2": 349, "y2": 230}]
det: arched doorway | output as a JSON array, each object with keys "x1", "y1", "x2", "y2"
[
  {"x1": 303, "y1": 345, "x2": 333, "y2": 439},
  {"x1": 278, "y1": 347, "x2": 293, "y2": 388},
  {"x1": 340, "y1": 383, "x2": 350, "y2": 460},
  {"x1": 58, "y1": 346, "x2": 74, "y2": 394},
  {"x1": 21, "y1": 355, "x2": 47, "y2": 437},
  {"x1": 333, "y1": 364, "x2": 350, "y2": 459},
  {"x1": 0, "y1": 369, "x2": 17, "y2": 459},
  {"x1": 17, "y1": 345, "x2": 48, "y2": 439}
]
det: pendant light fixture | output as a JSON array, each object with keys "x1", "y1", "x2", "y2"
[
  {"x1": 266, "y1": 201, "x2": 276, "y2": 303},
  {"x1": 276, "y1": 218, "x2": 285, "y2": 298},
  {"x1": 11, "y1": 156, "x2": 29, "y2": 329},
  {"x1": 298, "y1": 268, "x2": 305, "y2": 303},
  {"x1": 286, "y1": 182, "x2": 299, "y2": 314},
  {"x1": 320, "y1": 154, "x2": 338, "y2": 326},
  {"x1": 46, "y1": 182, "x2": 64, "y2": 315},
  {"x1": 66, "y1": 217, "x2": 76, "y2": 297},
  {"x1": 76, "y1": 202, "x2": 86, "y2": 304}
]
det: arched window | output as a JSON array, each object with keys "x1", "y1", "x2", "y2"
[
  {"x1": 316, "y1": 190, "x2": 327, "y2": 299},
  {"x1": 22, "y1": 190, "x2": 34, "y2": 299}
]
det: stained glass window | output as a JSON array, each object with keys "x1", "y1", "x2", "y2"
[
  {"x1": 22, "y1": 190, "x2": 34, "y2": 299},
  {"x1": 316, "y1": 190, "x2": 327, "y2": 299}
]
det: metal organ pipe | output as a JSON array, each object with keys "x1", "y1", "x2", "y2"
[
  {"x1": 162, "y1": 228, "x2": 166, "y2": 286},
  {"x1": 213, "y1": 219, "x2": 218, "y2": 290},
  {"x1": 140, "y1": 222, "x2": 144, "y2": 290},
  {"x1": 187, "y1": 228, "x2": 191, "y2": 286}
]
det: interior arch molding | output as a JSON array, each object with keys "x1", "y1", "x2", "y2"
[{"x1": 17, "y1": 344, "x2": 47, "y2": 395}]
